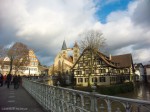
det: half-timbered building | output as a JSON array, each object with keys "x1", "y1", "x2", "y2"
[{"x1": 72, "y1": 47, "x2": 134, "y2": 86}]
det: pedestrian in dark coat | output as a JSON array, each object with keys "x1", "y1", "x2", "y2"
[
  {"x1": 17, "y1": 75, "x2": 22, "y2": 88},
  {"x1": 3, "y1": 75, "x2": 7, "y2": 85},
  {"x1": 13, "y1": 75, "x2": 19, "y2": 89},
  {"x1": 0, "y1": 73, "x2": 3, "y2": 87},
  {"x1": 6, "y1": 74, "x2": 12, "y2": 88}
]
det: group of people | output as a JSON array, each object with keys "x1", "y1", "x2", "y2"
[{"x1": 0, "y1": 73, "x2": 22, "y2": 89}]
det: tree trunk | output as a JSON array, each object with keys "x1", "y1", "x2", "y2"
[
  {"x1": 9, "y1": 57, "x2": 13, "y2": 74},
  {"x1": 15, "y1": 68, "x2": 19, "y2": 75}
]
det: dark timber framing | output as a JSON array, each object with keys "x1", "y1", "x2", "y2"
[{"x1": 72, "y1": 47, "x2": 134, "y2": 86}]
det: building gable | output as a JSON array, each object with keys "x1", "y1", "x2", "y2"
[{"x1": 72, "y1": 48, "x2": 121, "y2": 70}]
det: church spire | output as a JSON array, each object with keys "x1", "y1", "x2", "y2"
[
  {"x1": 74, "y1": 41, "x2": 79, "y2": 48},
  {"x1": 61, "y1": 40, "x2": 67, "y2": 50}
]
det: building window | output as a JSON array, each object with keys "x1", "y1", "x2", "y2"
[
  {"x1": 99, "y1": 69, "x2": 106, "y2": 73},
  {"x1": 117, "y1": 70, "x2": 120, "y2": 73},
  {"x1": 85, "y1": 70, "x2": 88, "y2": 74},
  {"x1": 85, "y1": 70, "x2": 91, "y2": 74},
  {"x1": 76, "y1": 71, "x2": 82, "y2": 75},
  {"x1": 92, "y1": 78, "x2": 94, "y2": 82},
  {"x1": 78, "y1": 78, "x2": 83, "y2": 83},
  {"x1": 79, "y1": 71, "x2": 82, "y2": 74},
  {"x1": 85, "y1": 78, "x2": 88, "y2": 82},
  {"x1": 34, "y1": 68, "x2": 37, "y2": 71},
  {"x1": 92, "y1": 77, "x2": 97, "y2": 82},
  {"x1": 85, "y1": 61, "x2": 88, "y2": 65},
  {"x1": 101, "y1": 61, "x2": 105, "y2": 64},
  {"x1": 99, "y1": 77, "x2": 106, "y2": 82},
  {"x1": 31, "y1": 62, "x2": 37, "y2": 66},
  {"x1": 97, "y1": 61, "x2": 101, "y2": 65},
  {"x1": 111, "y1": 77, "x2": 116, "y2": 81},
  {"x1": 92, "y1": 70, "x2": 95, "y2": 74},
  {"x1": 124, "y1": 69, "x2": 128, "y2": 73},
  {"x1": 79, "y1": 63, "x2": 83, "y2": 67},
  {"x1": 99, "y1": 69, "x2": 101, "y2": 73},
  {"x1": 4, "y1": 66, "x2": 9, "y2": 69},
  {"x1": 76, "y1": 71, "x2": 79, "y2": 75}
]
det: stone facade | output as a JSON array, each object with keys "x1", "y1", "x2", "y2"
[{"x1": 49, "y1": 40, "x2": 80, "y2": 75}]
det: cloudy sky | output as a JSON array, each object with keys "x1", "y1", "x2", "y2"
[{"x1": 0, "y1": 0, "x2": 150, "y2": 66}]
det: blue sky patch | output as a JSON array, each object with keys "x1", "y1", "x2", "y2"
[{"x1": 96, "y1": 0, "x2": 133, "y2": 23}]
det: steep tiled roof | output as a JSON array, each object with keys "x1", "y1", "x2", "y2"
[
  {"x1": 111, "y1": 54, "x2": 133, "y2": 68},
  {"x1": 144, "y1": 64, "x2": 150, "y2": 68},
  {"x1": 97, "y1": 51, "x2": 120, "y2": 68},
  {"x1": 72, "y1": 47, "x2": 133, "y2": 69}
]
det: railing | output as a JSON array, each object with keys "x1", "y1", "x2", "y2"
[{"x1": 22, "y1": 78, "x2": 150, "y2": 112}]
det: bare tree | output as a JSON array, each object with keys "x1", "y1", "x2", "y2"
[
  {"x1": 14, "y1": 54, "x2": 30, "y2": 74},
  {"x1": 79, "y1": 30, "x2": 106, "y2": 86},
  {"x1": 0, "y1": 45, "x2": 7, "y2": 57},
  {"x1": 79, "y1": 30, "x2": 105, "y2": 51},
  {"x1": 7, "y1": 42, "x2": 29, "y2": 74}
]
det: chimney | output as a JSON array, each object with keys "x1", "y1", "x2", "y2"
[{"x1": 109, "y1": 54, "x2": 112, "y2": 60}]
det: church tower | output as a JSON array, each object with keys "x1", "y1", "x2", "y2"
[
  {"x1": 73, "y1": 42, "x2": 80, "y2": 63},
  {"x1": 61, "y1": 40, "x2": 68, "y2": 58}
]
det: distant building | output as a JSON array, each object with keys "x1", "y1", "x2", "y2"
[
  {"x1": 134, "y1": 63, "x2": 145, "y2": 82},
  {"x1": 25, "y1": 50, "x2": 39, "y2": 76},
  {"x1": 144, "y1": 64, "x2": 150, "y2": 83},
  {"x1": 72, "y1": 47, "x2": 135, "y2": 86},
  {"x1": 38, "y1": 65, "x2": 49, "y2": 75},
  {"x1": 49, "y1": 40, "x2": 80, "y2": 75},
  {"x1": 0, "y1": 49, "x2": 39, "y2": 76}
]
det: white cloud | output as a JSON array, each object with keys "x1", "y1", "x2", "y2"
[
  {"x1": 0, "y1": 0, "x2": 150, "y2": 65},
  {"x1": 0, "y1": 0, "x2": 98, "y2": 65},
  {"x1": 99, "y1": 0, "x2": 150, "y2": 63}
]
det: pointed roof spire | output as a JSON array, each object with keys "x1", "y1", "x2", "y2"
[
  {"x1": 74, "y1": 41, "x2": 79, "y2": 48},
  {"x1": 61, "y1": 40, "x2": 67, "y2": 50}
]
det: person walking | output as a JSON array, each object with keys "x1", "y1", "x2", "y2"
[
  {"x1": 13, "y1": 75, "x2": 18, "y2": 89},
  {"x1": 17, "y1": 75, "x2": 22, "y2": 88},
  {"x1": 0, "y1": 73, "x2": 3, "y2": 87},
  {"x1": 6, "y1": 74, "x2": 12, "y2": 88},
  {"x1": 11, "y1": 75, "x2": 14, "y2": 85},
  {"x1": 3, "y1": 75, "x2": 7, "y2": 85}
]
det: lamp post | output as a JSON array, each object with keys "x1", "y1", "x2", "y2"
[{"x1": 28, "y1": 67, "x2": 30, "y2": 75}]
